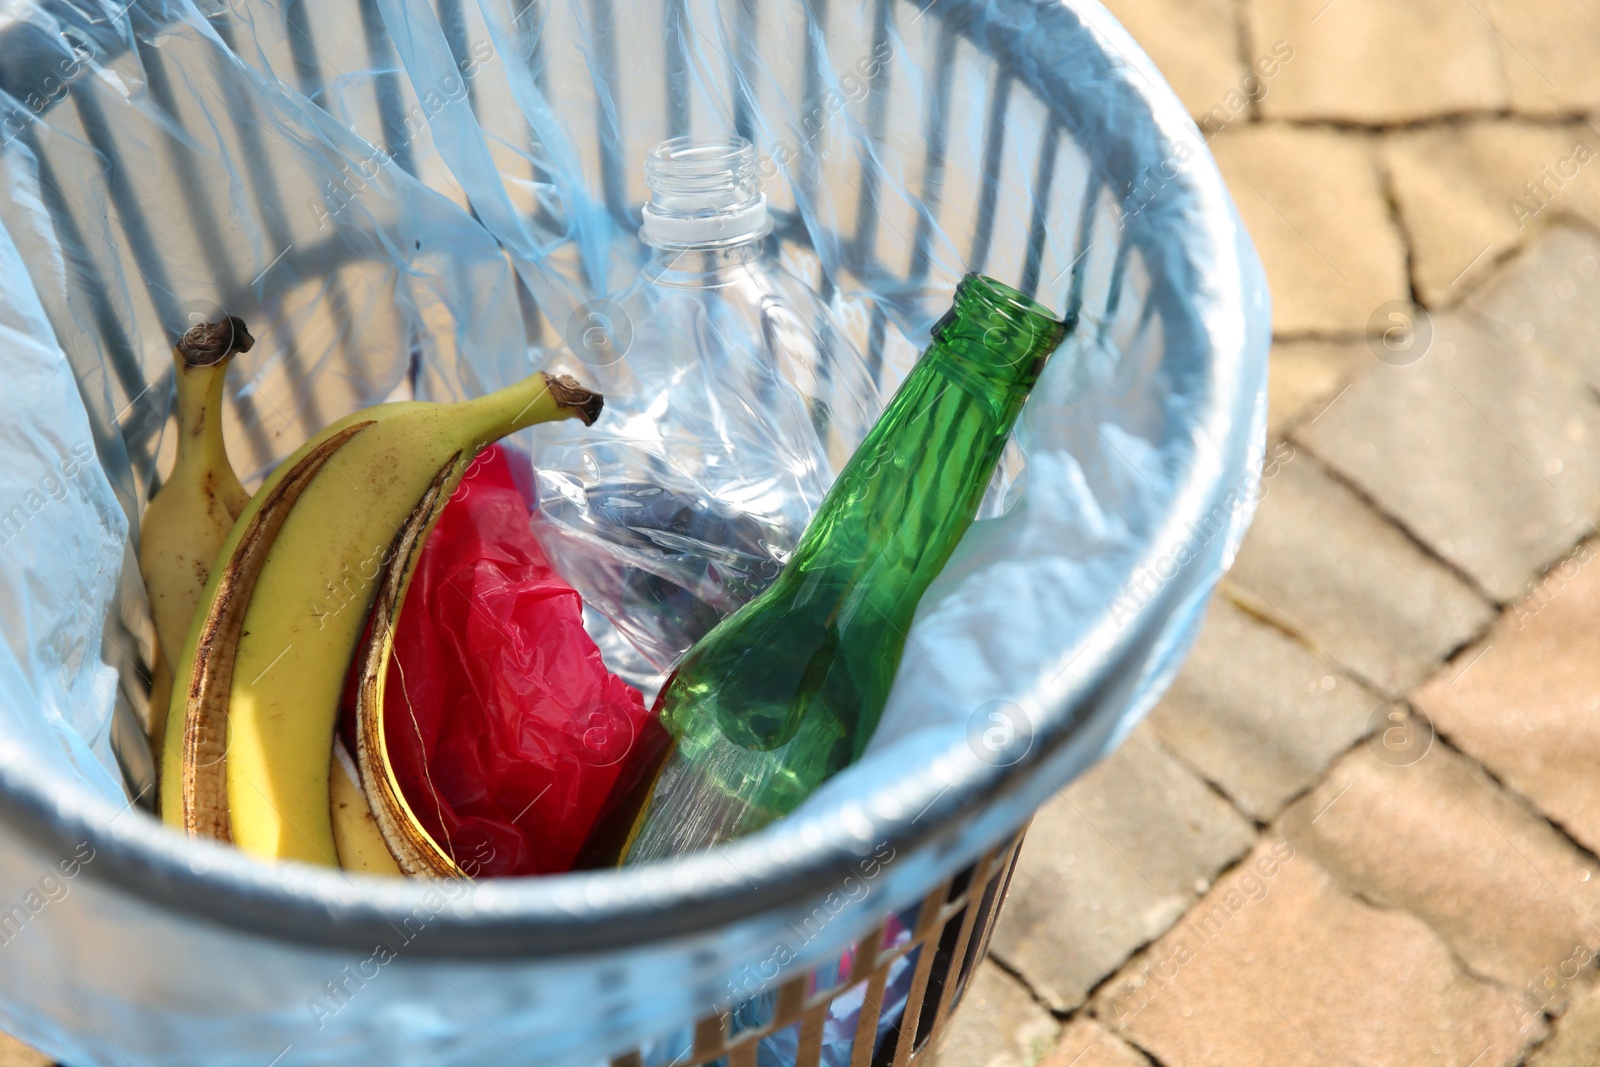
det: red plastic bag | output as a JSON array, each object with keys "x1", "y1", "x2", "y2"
[{"x1": 340, "y1": 445, "x2": 649, "y2": 877}]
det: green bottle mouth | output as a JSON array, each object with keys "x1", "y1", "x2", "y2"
[
  {"x1": 933, "y1": 273, "x2": 1072, "y2": 382},
  {"x1": 958, "y1": 273, "x2": 1065, "y2": 327}
]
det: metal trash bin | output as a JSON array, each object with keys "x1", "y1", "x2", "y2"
[{"x1": 0, "y1": 0, "x2": 1268, "y2": 1063}]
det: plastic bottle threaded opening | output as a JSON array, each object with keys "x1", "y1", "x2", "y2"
[{"x1": 641, "y1": 135, "x2": 772, "y2": 250}]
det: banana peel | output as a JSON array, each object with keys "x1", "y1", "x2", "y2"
[
  {"x1": 352, "y1": 457, "x2": 470, "y2": 878},
  {"x1": 161, "y1": 366, "x2": 602, "y2": 871}
]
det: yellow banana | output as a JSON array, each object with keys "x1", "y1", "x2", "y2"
[
  {"x1": 138, "y1": 316, "x2": 253, "y2": 768},
  {"x1": 330, "y1": 738, "x2": 401, "y2": 876},
  {"x1": 160, "y1": 366, "x2": 602, "y2": 869}
]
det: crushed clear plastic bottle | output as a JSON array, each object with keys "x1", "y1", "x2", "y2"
[{"x1": 535, "y1": 136, "x2": 883, "y2": 681}]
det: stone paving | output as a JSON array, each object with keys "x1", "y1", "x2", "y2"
[
  {"x1": 5, "y1": 3, "x2": 1600, "y2": 1067},
  {"x1": 932, "y1": 1, "x2": 1600, "y2": 1064}
]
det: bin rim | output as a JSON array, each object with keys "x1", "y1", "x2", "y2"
[
  {"x1": 0, "y1": 0, "x2": 1266, "y2": 960},
  {"x1": 0, "y1": 583, "x2": 1175, "y2": 957}
]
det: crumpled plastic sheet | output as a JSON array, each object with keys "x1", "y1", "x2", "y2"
[
  {"x1": 0, "y1": 209, "x2": 127, "y2": 807},
  {"x1": 336, "y1": 443, "x2": 652, "y2": 879},
  {"x1": 0, "y1": 0, "x2": 1268, "y2": 1063}
]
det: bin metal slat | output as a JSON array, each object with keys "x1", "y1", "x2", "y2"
[
  {"x1": 848, "y1": 966, "x2": 890, "y2": 1067},
  {"x1": 70, "y1": 91, "x2": 179, "y2": 319},
  {"x1": 927, "y1": 846, "x2": 996, "y2": 1029},
  {"x1": 966, "y1": 67, "x2": 1011, "y2": 274},
  {"x1": 360, "y1": 0, "x2": 418, "y2": 174},
  {"x1": 24, "y1": 138, "x2": 153, "y2": 459},
  {"x1": 907, "y1": 20, "x2": 957, "y2": 287},
  {"x1": 950, "y1": 870, "x2": 1004, "y2": 1004},
  {"x1": 204, "y1": 9, "x2": 240, "y2": 53},
  {"x1": 54, "y1": 90, "x2": 184, "y2": 479},
  {"x1": 25, "y1": 145, "x2": 163, "y2": 541},
  {"x1": 512, "y1": 0, "x2": 563, "y2": 238},
  {"x1": 213, "y1": 0, "x2": 369, "y2": 447},
  {"x1": 136, "y1": 40, "x2": 283, "y2": 467},
  {"x1": 863, "y1": 303, "x2": 888, "y2": 385},
  {"x1": 846, "y1": 0, "x2": 893, "y2": 274},
  {"x1": 658, "y1": 835, "x2": 1036, "y2": 1067},
  {"x1": 664, "y1": 0, "x2": 691, "y2": 137},
  {"x1": 728, "y1": 1032, "x2": 760, "y2": 1067},
  {"x1": 773, "y1": 974, "x2": 808, "y2": 1029},
  {"x1": 692, "y1": 1012, "x2": 728, "y2": 1058},
  {"x1": 850, "y1": 921, "x2": 886, "y2": 983},
  {"x1": 586, "y1": 0, "x2": 631, "y2": 230},
  {"x1": 1063, "y1": 171, "x2": 1101, "y2": 320},
  {"x1": 853, "y1": 0, "x2": 894, "y2": 385},
  {"x1": 887, "y1": 884, "x2": 956, "y2": 1067},
  {"x1": 134, "y1": 40, "x2": 239, "y2": 298},
  {"x1": 1095, "y1": 230, "x2": 1136, "y2": 353},
  {"x1": 968, "y1": 841, "x2": 1022, "y2": 973},
  {"x1": 436, "y1": 0, "x2": 478, "y2": 110},
  {"x1": 143, "y1": 29, "x2": 341, "y2": 461},
  {"x1": 731, "y1": 0, "x2": 759, "y2": 143},
  {"x1": 796, "y1": 1000, "x2": 828, "y2": 1067},
  {"x1": 203, "y1": 41, "x2": 334, "y2": 467},
  {"x1": 284, "y1": 0, "x2": 329, "y2": 109},
  {"x1": 1019, "y1": 117, "x2": 1061, "y2": 299},
  {"x1": 797, "y1": 0, "x2": 828, "y2": 212},
  {"x1": 890, "y1": 939, "x2": 938, "y2": 1066}
]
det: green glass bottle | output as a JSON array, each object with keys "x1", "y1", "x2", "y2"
[{"x1": 590, "y1": 274, "x2": 1070, "y2": 865}]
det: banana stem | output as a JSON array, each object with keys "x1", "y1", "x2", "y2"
[
  {"x1": 170, "y1": 316, "x2": 255, "y2": 490},
  {"x1": 480, "y1": 371, "x2": 604, "y2": 436}
]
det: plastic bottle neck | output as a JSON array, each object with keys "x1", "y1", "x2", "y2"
[
  {"x1": 639, "y1": 135, "x2": 772, "y2": 255},
  {"x1": 644, "y1": 240, "x2": 769, "y2": 289}
]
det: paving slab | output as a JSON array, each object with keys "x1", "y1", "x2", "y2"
[
  {"x1": 1264, "y1": 339, "x2": 1365, "y2": 441},
  {"x1": 1527, "y1": 978, "x2": 1600, "y2": 1067},
  {"x1": 989, "y1": 727, "x2": 1255, "y2": 1012},
  {"x1": 0, "y1": 1034, "x2": 48, "y2": 1067},
  {"x1": 1248, "y1": 0, "x2": 1507, "y2": 123},
  {"x1": 1210, "y1": 126, "x2": 1408, "y2": 335},
  {"x1": 1296, "y1": 307, "x2": 1600, "y2": 603},
  {"x1": 1097, "y1": 0, "x2": 1245, "y2": 124},
  {"x1": 1224, "y1": 453, "x2": 1494, "y2": 694},
  {"x1": 1145, "y1": 597, "x2": 1375, "y2": 820},
  {"x1": 928, "y1": 962, "x2": 1058, "y2": 1067},
  {"x1": 1472, "y1": 224, "x2": 1600, "y2": 392},
  {"x1": 1038, "y1": 1019, "x2": 1150, "y2": 1067},
  {"x1": 1413, "y1": 540, "x2": 1600, "y2": 858},
  {"x1": 1385, "y1": 122, "x2": 1600, "y2": 305},
  {"x1": 1279, "y1": 741, "x2": 1600, "y2": 1010},
  {"x1": 1485, "y1": 0, "x2": 1600, "y2": 114},
  {"x1": 1093, "y1": 841, "x2": 1543, "y2": 1066}
]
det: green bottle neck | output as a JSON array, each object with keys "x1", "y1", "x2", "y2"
[
  {"x1": 601, "y1": 275, "x2": 1071, "y2": 862},
  {"x1": 921, "y1": 274, "x2": 1070, "y2": 420},
  {"x1": 777, "y1": 273, "x2": 1069, "y2": 588}
]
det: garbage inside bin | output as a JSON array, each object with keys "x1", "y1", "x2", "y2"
[
  {"x1": 534, "y1": 135, "x2": 885, "y2": 675},
  {"x1": 334, "y1": 443, "x2": 651, "y2": 880},
  {"x1": 585, "y1": 274, "x2": 1072, "y2": 867}
]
